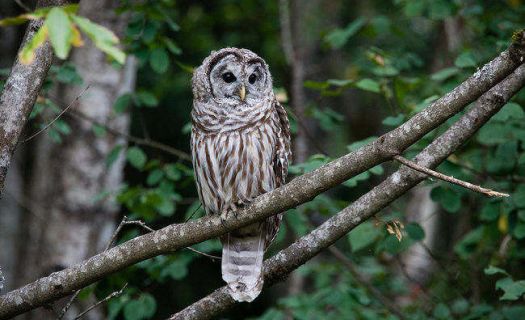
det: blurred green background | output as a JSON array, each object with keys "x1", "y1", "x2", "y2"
[{"x1": 1, "y1": 0, "x2": 525, "y2": 319}]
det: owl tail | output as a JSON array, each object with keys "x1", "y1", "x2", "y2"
[{"x1": 221, "y1": 225, "x2": 265, "y2": 302}]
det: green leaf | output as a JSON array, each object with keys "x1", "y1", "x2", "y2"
[
  {"x1": 429, "y1": 0, "x2": 454, "y2": 20},
  {"x1": 46, "y1": 7, "x2": 72, "y2": 59},
  {"x1": 347, "y1": 136, "x2": 377, "y2": 151},
  {"x1": 369, "y1": 164, "x2": 384, "y2": 175},
  {"x1": 150, "y1": 48, "x2": 170, "y2": 74},
  {"x1": 136, "y1": 91, "x2": 158, "y2": 107},
  {"x1": 431, "y1": 67, "x2": 459, "y2": 81},
  {"x1": 326, "y1": 79, "x2": 353, "y2": 87},
  {"x1": 451, "y1": 298, "x2": 470, "y2": 315},
  {"x1": 513, "y1": 184, "x2": 525, "y2": 208},
  {"x1": 92, "y1": 124, "x2": 106, "y2": 137},
  {"x1": 48, "y1": 128, "x2": 62, "y2": 143},
  {"x1": 53, "y1": 120, "x2": 71, "y2": 135},
  {"x1": 430, "y1": 186, "x2": 461, "y2": 213},
  {"x1": 114, "y1": 93, "x2": 132, "y2": 113},
  {"x1": 106, "y1": 145, "x2": 123, "y2": 168},
  {"x1": 492, "y1": 102, "x2": 525, "y2": 121},
  {"x1": 480, "y1": 202, "x2": 501, "y2": 221},
  {"x1": 161, "y1": 255, "x2": 192, "y2": 280},
  {"x1": 71, "y1": 15, "x2": 126, "y2": 64},
  {"x1": 382, "y1": 114, "x2": 405, "y2": 126},
  {"x1": 123, "y1": 293, "x2": 156, "y2": 320},
  {"x1": 165, "y1": 164, "x2": 182, "y2": 181},
  {"x1": 54, "y1": 63, "x2": 82, "y2": 84},
  {"x1": 146, "y1": 169, "x2": 164, "y2": 186},
  {"x1": 502, "y1": 306, "x2": 525, "y2": 320},
  {"x1": 406, "y1": 222, "x2": 425, "y2": 241},
  {"x1": 19, "y1": 23, "x2": 49, "y2": 64},
  {"x1": 107, "y1": 298, "x2": 124, "y2": 320},
  {"x1": 496, "y1": 278, "x2": 525, "y2": 301},
  {"x1": 342, "y1": 171, "x2": 370, "y2": 188},
  {"x1": 403, "y1": 1, "x2": 425, "y2": 17},
  {"x1": 354, "y1": 78, "x2": 381, "y2": 93},
  {"x1": 163, "y1": 37, "x2": 182, "y2": 55},
  {"x1": 484, "y1": 265, "x2": 509, "y2": 276},
  {"x1": 325, "y1": 17, "x2": 366, "y2": 49},
  {"x1": 304, "y1": 80, "x2": 330, "y2": 90},
  {"x1": 455, "y1": 52, "x2": 476, "y2": 68},
  {"x1": 348, "y1": 221, "x2": 381, "y2": 252},
  {"x1": 377, "y1": 234, "x2": 412, "y2": 254},
  {"x1": 156, "y1": 197, "x2": 175, "y2": 216},
  {"x1": 513, "y1": 222, "x2": 525, "y2": 239},
  {"x1": 127, "y1": 146, "x2": 147, "y2": 170},
  {"x1": 454, "y1": 227, "x2": 484, "y2": 259},
  {"x1": 518, "y1": 210, "x2": 525, "y2": 221},
  {"x1": 477, "y1": 123, "x2": 514, "y2": 146},
  {"x1": 0, "y1": 14, "x2": 37, "y2": 26},
  {"x1": 286, "y1": 209, "x2": 309, "y2": 237},
  {"x1": 433, "y1": 303, "x2": 451, "y2": 319}
]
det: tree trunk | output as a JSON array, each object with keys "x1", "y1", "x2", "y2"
[{"x1": 18, "y1": 1, "x2": 137, "y2": 318}]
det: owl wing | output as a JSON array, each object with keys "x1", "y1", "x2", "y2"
[
  {"x1": 263, "y1": 99, "x2": 292, "y2": 248},
  {"x1": 273, "y1": 98, "x2": 292, "y2": 187}
]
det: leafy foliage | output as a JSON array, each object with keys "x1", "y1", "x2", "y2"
[
  {"x1": 0, "y1": 4, "x2": 125, "y2": 64},
  {"x1": 2, "y1": 0, "x2": 525, "y2": 319}
]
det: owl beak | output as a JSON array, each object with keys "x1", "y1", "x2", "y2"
[{"x1": 238, "y1": 85, "x2": 246, "y2": 101}]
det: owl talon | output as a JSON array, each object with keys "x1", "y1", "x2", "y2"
[{"x1": 220, "y1": 210, "x2": 229, "y2": 224}]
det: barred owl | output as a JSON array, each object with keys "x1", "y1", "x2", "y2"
[{"x1": 190, "y1": 48, "x2": 291, "y2": 302}]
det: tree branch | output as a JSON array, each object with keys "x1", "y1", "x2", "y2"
[
  {"x1": 0, "y1": 35, "x2": 524, "y2": 319},
  {"x1": 73, "y1": 283, "x2": 127, "y2": 320},
  {"x1": 0, "y1": 0, "x2": 69, "y2": 194},
  {"x1": 169, "y1": 63, "x2": 525, "y2": 320},
  {"x1": 22, "y1": 85, "x2": 90, "y2": 143},
  {"x1": 393, "y1": 155, "x2": 509, "y2": 197},
  {"x1": 67, "y1": 109, "x2": 192, "y2": 161}
]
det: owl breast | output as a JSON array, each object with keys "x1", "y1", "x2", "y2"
[{"x1": 191, "y1": 112, "x2": 280, "y2": 216}]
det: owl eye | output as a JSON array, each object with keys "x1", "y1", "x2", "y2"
[
  {"x1": 222, "y1": 72, "x2": 236, "y2": 83},
  {"x1": 248, "y1": 73, "x2": 257, "y2": 84}
]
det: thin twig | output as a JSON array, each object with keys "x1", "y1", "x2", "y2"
[
  {"x1": 73, "y1": 284, "x2": 128, "y2": 320},
  {"x1": 185, "y1": 203, "x2": 203, "y2": 222},
  {"x1": 57, "y1": 291, "x2": 80, "y2": 320},
  {"x1": 58, "y1": 213, "x2": 129, "y2": 319},
  {"x1": 329, "y1": 247, "x2": 407, "y2": 319},
  {"x1": 394, "y1": 155, "x2": 509, "y2": 197},
  {"x1": 14, "y1": 0, "x2": 31, "y2": 12},
  {"x1": 67, "y1": 109, "x2": 192, "y2": 161},
  {"x1": 120, "y1": 216, "x2": 221, "y2": 260},
  {"x1": 23, "y1": 86, "x2": 90, "y2": 143}
]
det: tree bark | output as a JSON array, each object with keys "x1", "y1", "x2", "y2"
[{"x1": 18, "y1": 0, "x2": 136, "y2": 318}]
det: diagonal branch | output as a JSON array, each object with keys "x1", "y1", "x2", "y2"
[
  {"x1": 169, "y1": 63, "x2": 525, "y2": 320},
  {"x1": 67, "y1": 109, "x2": 192, "y2": 161},
  {"x1": 22, "y1": 85, "x2": 90, "y2": 143},
  {"x1": 0, "y1": 35, "x2": 524, "y2": 319},
  {"x1": 393, "y1": 155, "x2": 509, "y2": 197}
]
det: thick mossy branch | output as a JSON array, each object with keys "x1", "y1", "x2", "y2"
[{"x1": 0, "y1": 38, "x2": 524, "y2": 319}]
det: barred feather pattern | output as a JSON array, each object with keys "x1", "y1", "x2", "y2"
[{"x1": 190, "y1": 48, "x2": 291, "y2": 302}]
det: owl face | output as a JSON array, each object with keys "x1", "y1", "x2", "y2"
[{"x1": 208, "y1": 52, "x2": 269, "y2": 105}]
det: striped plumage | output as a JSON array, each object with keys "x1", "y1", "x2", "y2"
[{"x1": 190, "y1": 48, "x2": 291, "y2": 302}]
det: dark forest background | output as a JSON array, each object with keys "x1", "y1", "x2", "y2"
[{"x1": 1, "y1": 0, "x2": 525, "y2": 319}]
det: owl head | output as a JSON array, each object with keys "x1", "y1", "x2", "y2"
[{"x1": 192, "y1": 48, "x2": 273, "y2": 106}]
